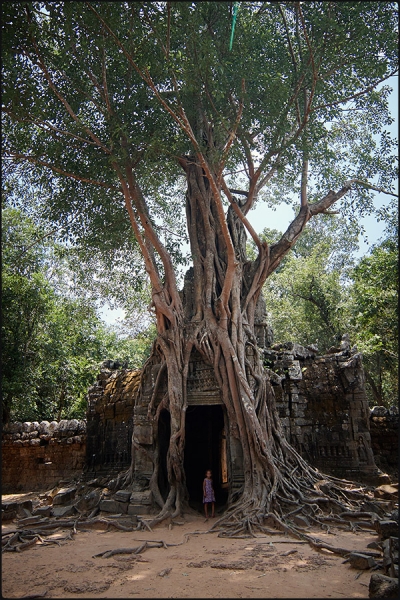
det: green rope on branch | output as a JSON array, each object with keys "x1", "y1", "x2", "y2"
[{"x1": 229, "y1": 2, "x2": 239, "y2": 51}]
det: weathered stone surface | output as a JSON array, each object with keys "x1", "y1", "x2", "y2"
[
  {"x1": 75, "y1": 489, "x2": 101, "y2": 513},
  {"x1": 373, "y1": 485, "x2": 398, "y2": 501},
  {"x1": 32, "y1": 506, "x2": 52, "y2": 517},
  {"x1": 52, "y1": 487, "x2": 77, "y2": 506},
  {"x1": 99, "y1": 499, "x2": 127, "y2": 514},
  {"x1": 348, "y1": 553, "x2": 377, "y2": 570},
  {"x1": 17, "y1": 507, "x2": 32, "y2": 519},
  {"x1": 130, "y1": 491, "x2": 152, "y2": 505},
  {"x1": 369, "y1": 574, "x2": 399, "y2": 598},
  {"x1": 2, "y1": 419, "x2": 86, "y2": 494},
  {"x1": 292, "y1": 515, "x2": 310, "y2": 528},
  {"x1": 17, "y1": 500, "x2": 33, "y2": 514},
  {"x1": 376, "y1": 521, "x2": 398, "y2": 540},
  {"x1": 52, "y1": 505, "x2": 76, "y2": 518},
  {"x1": 114, "y1": 490, "x2": 131, "y2": 503},
  {"x1": 127, "y1": 504, "x2": 151, "y2": 515}
]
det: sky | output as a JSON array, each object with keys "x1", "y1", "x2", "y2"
[{"x1": 100, "y1": 76, "x2": 398, "y2": 325}]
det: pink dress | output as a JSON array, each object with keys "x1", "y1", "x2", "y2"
[{"x1": 203, "y1": 478, "x2": 215, "y2": 503}]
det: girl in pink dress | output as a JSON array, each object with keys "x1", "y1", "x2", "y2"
[{"x1": 203, "y1": 470, "x2": 215, "y2": 518}]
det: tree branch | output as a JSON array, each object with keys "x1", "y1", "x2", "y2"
[{"x1": 5, "y1": 152, "x2": 119, "y2": 190}]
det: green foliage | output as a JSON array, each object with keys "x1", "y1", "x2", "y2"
[
  {"x1": 263, "y1": 212, "x2": 398, "y2": 407},
  {"x1": 348, "y1": 221, "x2": 398, "y2": 407},
  {"x1": 2, "y1": 2, "x2": 398, "y2": 242},
  {"x1": 263, "y1": 217, "x2": 354, "y2": 352},
  {"x1": 1, "y1": 206, "x2": 154, "y2": 423},
  {"x1": 1, "y1": 2, "x2": 398, "y2": 415}
]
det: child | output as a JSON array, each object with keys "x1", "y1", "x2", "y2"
[{"x1": 203, "y1": 469, "x2": 215, "y2": 518}]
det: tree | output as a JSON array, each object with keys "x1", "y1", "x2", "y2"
[
  {"x1": 1, "y1": 205, "x2": 155, "y2": 422},
  {"x1": 261, "y1": 215, "x2": 357, "y2": 352},
  {"x1": 349, "y1": 227, "x2": 398, "y2": 408},
  {"x1": 2, "y1": 2, "x2": 398, "y2": 537},
  {"x1": 261, "y1": 212, "x2": 398, "y2": 407}
]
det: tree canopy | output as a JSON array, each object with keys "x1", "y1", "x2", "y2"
[
  {"x1": 2, "y1": 1, "x2": 398, "y2": 537},
  {"x1": 2, "y1": 2, "x2": 398, "y2": 277}
]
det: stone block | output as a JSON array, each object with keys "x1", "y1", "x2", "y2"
[
  {"x1": 292, "y1": 515, "x2": 310, "y2": 528},
  {"x1": 38, "y1": 421, "x2": 51, "y2": 435},
  {"x1": 17, "y1": 507, "x2": 32, "y2": 519},
  {"x1": 288, "y1": 361, "x2": 302, "y2": 380},
  {"x1": 52, "y1": 487, "x2": 77, "y2": 506},
  {"x1": 369, "y1": 574, "x2": 398, "y2": 598},
  {"x1": 133, "y1": 424, "x2": 153, "y2": 445},
  {"x1": 32, "y1": 506, "x2": 52, "y2": 517},
  {"x1": 17, "y1": 500, "x2": 33, "y2": 514},
  {"x1": 52, "y1": 505, "x2": 76, "y2": 518},
  {"x1": 128, "y1": 504, "x2": 151, "y2": 516},
  {"x1": 2, "y1": 509, "x2": 17, "y2": 521},
  {"x1": 376, "y1": 521, "x2": 398, "y2": 540},
  {"x1": 99, "y1": 499, "x2": 128, "y2": 514},
  {"x1": 348, "y1": 552, "x2": 377, "y2": 570},
  {"x1": 130, "y1": 490, "x2": 152, "y2": 505},
  {"x1": 373, "y1": 485, "x2": 398, "y2": 501},
  {"x1": 75, "y1": 490, "x2": 101, "y2": 513},
  {"x1": 114, "y1": 490, "x2": 131, "y2": 503},
  {"x1": 48, "y1": 421, "x2": 59, "y2": 433}
]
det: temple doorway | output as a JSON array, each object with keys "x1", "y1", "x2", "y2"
[{"x1": 184, "y1": 404, "x2": 228, "y2": 513}]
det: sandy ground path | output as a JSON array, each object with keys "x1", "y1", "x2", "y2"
[{"x1": 2, "y1": 509, "x2": 379, "y2": 599}]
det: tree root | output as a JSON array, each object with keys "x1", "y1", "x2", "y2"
[
  {"x1": 93, "y1": 532, "x2": 197, "y2": 559},
  {"x1": 2, "y1": 532, "x2": 39, "y2": 552}
]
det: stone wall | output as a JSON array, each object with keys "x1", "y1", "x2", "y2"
[
  {"x1": 2, "y1": 420, "x2": 86, "y2": 493},
  {"x1": 85, "y1": 366, "x2": 141, "y2": 477},
  {"x1": 369, "y1": 407, "x2": 399, "y2": 479},
  {"x1": 3, "y1": 354, "x2": 397, "y2": 495},
  {"x1": 264, "y1": 339, "x2": 379, "y2": 480}
]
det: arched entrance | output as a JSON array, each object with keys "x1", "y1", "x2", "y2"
[{"x1": 184, "y1": 404, "x2": 228, "y2": 513}]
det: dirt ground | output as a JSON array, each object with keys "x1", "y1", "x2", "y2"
[{"x1": 2, "y1": 491, "x2": 382, "y2": 599}]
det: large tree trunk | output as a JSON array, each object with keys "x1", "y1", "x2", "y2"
[{"x1": 117, "y1": 159, "x2": 382, "y2": 538}]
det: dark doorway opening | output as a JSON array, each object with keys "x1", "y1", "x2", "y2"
[
  {"x1": 184, "y1": 404, "x2": 228, "y2": 513},
  {"x1": 158, "y1": 409, "x2": 171, "y2": 501}
]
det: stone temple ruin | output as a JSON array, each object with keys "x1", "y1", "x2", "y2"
[
  {"x1": 80, "y1": 293, "x2": 396, "y2": 515},
  {"x1": 2, "y1": 294, "x2": 398, "y2": 507}
]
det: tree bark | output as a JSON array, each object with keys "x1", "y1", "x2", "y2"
[{"x1": 119, "y1": 158, "x2": 381, "y2": 538}]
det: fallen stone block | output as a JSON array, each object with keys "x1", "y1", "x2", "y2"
[
  {"x1": 127, "y1": 504, "x2": 151, "y2": 516},
  {"x1": 374, "y1": 485, "x2": 398, "y2": 501},
  {"x1": 52, "y1": 505, "x2": 76, "y2": 518},
  {"x1": 376, "y1": 520, "x2": 398, "y2": 540},
  {"x1": 32, "y1": 506, "x2": 52, "y2": 517},
  {"x1": 75, "y1": 490, "x2": 101, "y2": 513},
  {"x1": 99, "y1": 499, "x2": 128, "y2": 514},
  {"x1": 114, "y1": 490, "x2": 131, "y2": 503},
  {"x1": 17, "y1": 507, "x2": 32, "y2": 519},
  {"x1": 369, "y1": 574, "x2": 398, "y2": 598},
  {"x1": 1, "y1": 508, "x2": 17, "y2": 521},
  {"x1": 292, "y1": 515, "x2": 310, "y2": 528},
  {"x1": 348, "y1": 552, "x2": 377, "y2": 570},
  {"x1": 52, "y1": 487, "x2": 77, "y2": 506},
  {"x1": 130, "y1": 491, "x2": 152, "y2": 505}
]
